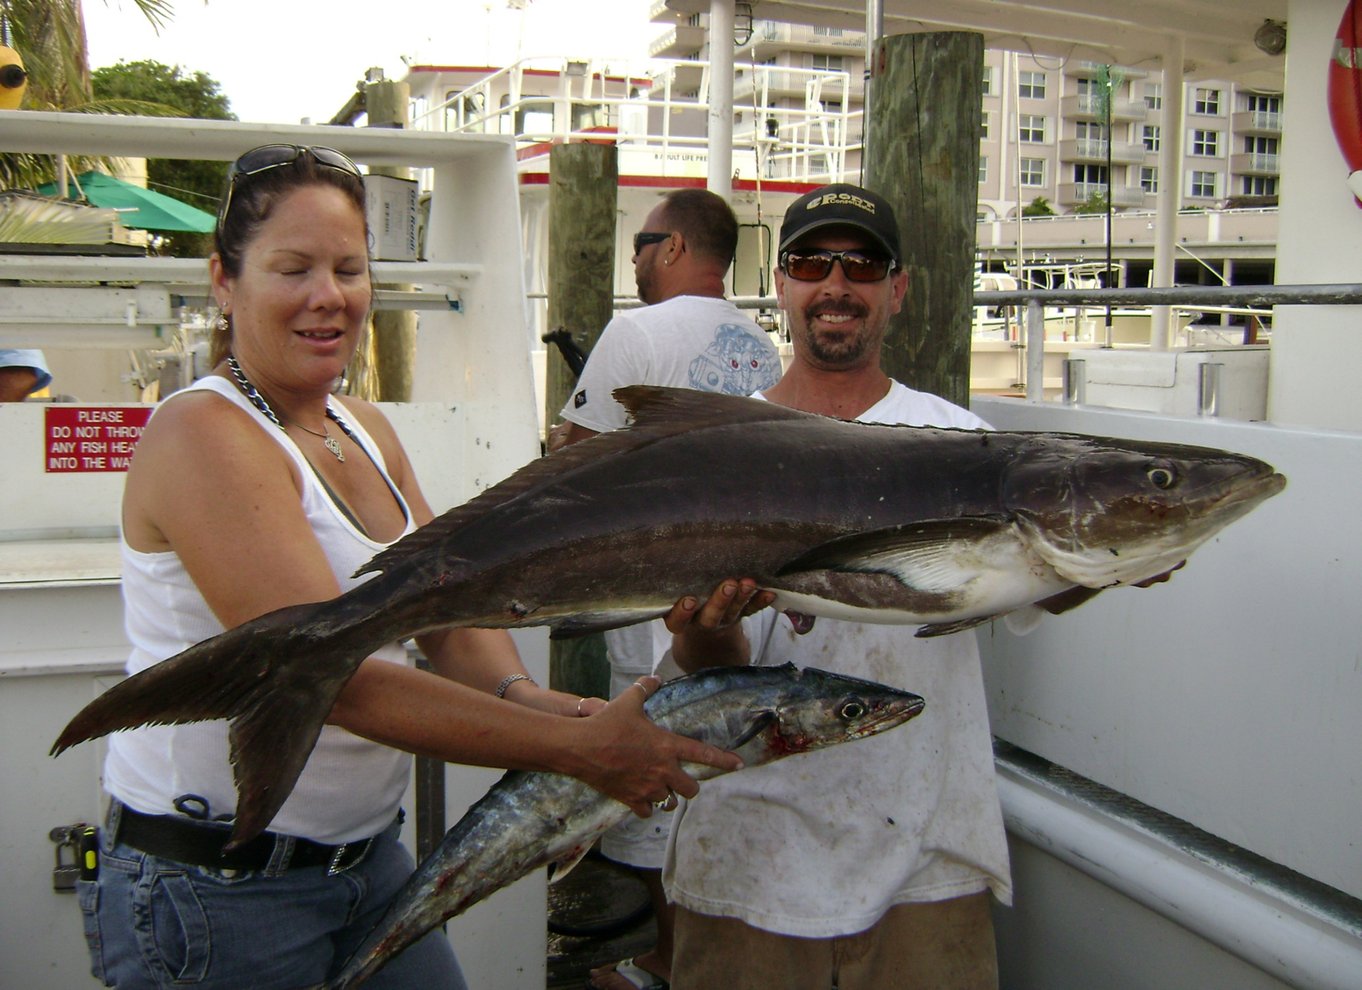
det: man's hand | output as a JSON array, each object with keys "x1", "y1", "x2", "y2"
[{"x1": 666, "y1": 579, "x2": 775, "y2": 673}]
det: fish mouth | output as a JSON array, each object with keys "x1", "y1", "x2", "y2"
[{"x1": 848, "y1": 696, "x2": 926, "y2": 738}]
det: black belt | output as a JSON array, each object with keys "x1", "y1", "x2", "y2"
[{"x1": 111, "y1": 802, "x2": 377, "y2": 875}]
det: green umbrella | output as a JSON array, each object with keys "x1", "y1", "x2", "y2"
[{"x1": 36, "y1": 170, "x2": 216, "y2": 233}]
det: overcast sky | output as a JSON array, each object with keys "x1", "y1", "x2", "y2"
[{"x1": 82, "y1": 0, "x2": 659, "y2": 124}]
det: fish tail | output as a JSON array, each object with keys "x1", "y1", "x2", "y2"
[{"x1": 50, "y1": 600, "x2": 373, "y2": 848}]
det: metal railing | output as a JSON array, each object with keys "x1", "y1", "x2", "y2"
[
  {"x1": 407, "y1": 55, "x2": 857, "y2": 185},
  {"x1": 972, "y1": 282, "x2": 1362, "y2": 402}
]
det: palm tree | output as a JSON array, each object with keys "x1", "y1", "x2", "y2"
[{"x1": 1, "y1": 0, "x2": 177, "y2": 188}]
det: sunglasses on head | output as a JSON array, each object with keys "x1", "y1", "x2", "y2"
[
  {"x1": 632, "y1": 230, "x2": 672, "y2": 255},
  {"x1": 780, "y1": 249, "x2": 894, "y2": 283},
  {"x1": 217, "y1": 145, "x2": 363, "y2": 234}
]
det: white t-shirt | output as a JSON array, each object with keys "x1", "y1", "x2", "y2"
[
  {"x1": 561, "y1": 294, "x2": 782, "y2": 435},
  {"x1": 662, "y1": 381, "x2": 1013, "y2": 938}
]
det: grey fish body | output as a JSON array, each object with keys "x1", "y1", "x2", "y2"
[
  {"x1": 52, "y1": 387, "x2": 1285, "y2": 845},
  {"x1": 320, "y1": 663, "x2": 925, "y2": 990}
]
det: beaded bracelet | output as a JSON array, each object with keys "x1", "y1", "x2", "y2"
[{"x1": 494, "y1": 673, "x2": 536, "y2": 698}]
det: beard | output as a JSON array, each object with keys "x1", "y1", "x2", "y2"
[{"x1": 797, "y1": 302, "x2": 878, "y2": 366}]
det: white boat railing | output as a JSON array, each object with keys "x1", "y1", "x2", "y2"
[{"x1": 408, "y1": 55, "x2": 856, "y2": 185}]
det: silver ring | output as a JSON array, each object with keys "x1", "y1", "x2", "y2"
[{"x1": 651, "y1": 790, "x2": 676, "y2": 811}]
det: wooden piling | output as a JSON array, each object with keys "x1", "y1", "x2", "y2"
[
  {"x1": 365, "y1": 78, "x2": 416, "y2": 402},
  {"x1": 865, "y1": 32, "x2": 984, "y2": 408},
  {"x1": 546, "y1": 142, "x2": 618, "y2": 701}
]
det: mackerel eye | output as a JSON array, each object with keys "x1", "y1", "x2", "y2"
[
  {"x1": 839, "y1": 699, "x2": 867, "y2": 720},
  {"x1": 1147, "y1": 465, "x2": 1176, "y2": 489}
]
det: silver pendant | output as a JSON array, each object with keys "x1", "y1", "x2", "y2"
[{"x1": 324, "y1": 435, "x2": 345, "y2": 462}]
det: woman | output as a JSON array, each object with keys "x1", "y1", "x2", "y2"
[{"x1": 79, "y1": 144, "x2": 740, "y2": 989}]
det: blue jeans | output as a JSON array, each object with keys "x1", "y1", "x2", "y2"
[{"x1": 78, "y1": 811, "x2": 466, "y2": 989}]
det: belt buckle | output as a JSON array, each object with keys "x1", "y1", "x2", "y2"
[{"x1": 327, "y1": 836, "x2": 373, "y2": 876}]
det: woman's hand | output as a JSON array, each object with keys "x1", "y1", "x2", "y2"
[{"x1": 565, "y1": 675, "x2": 742, "y2": 817}]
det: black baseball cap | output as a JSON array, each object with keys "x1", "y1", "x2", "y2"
[{"x1": 778, "y1": 184, "x2": 901, "y2": 264}]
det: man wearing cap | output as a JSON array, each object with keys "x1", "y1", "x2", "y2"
[
  {"x1": 0, "y1": 349, "x2": 54, "y2": 402},
  {"x1": 661, "y1": 183, "x2": 1010, "y2": 990}
]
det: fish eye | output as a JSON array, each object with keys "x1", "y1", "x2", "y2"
[
  {"x1": 1147, "y1": 464, "x2": 1177, "y2": 489},
  {"x1": 839, "y1": 698, "x2": 867, "y2": 720}
]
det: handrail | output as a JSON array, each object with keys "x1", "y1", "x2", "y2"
[{"x1": 972, "y1": 282, "x2": 1362, "y2": 309}]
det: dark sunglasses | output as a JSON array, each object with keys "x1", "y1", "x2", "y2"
[
  {"x1": 217, "y1": 145, "x2": 363, "y2": 234},
  {"x1": 632, "y1": 230, "x2": 673, "y2": 255},
  {"x1": 781, "y1": 249, "x2": 894, "y2": 283}
]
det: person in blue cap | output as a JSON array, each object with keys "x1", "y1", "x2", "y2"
[{"x1": 0, "y1": 349, "x2": 53, "y2": 402}]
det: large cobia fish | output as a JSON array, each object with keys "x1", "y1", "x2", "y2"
[
  {"x1": 316, "y1": 663, "x2": 924, "y2": 990},
  {"x1": 52, "y1": 386, "x2": 1285, "y2": 845}
]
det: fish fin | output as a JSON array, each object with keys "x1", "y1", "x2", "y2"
[
  {"x1": 915, "y1": 614, "x2": 997, "y2": 638},
  {"x1": 615, "y1": 384, "x2": 817, "y2": 427},
  {"x1": 1002, "y1": 605, "x2": 1046, "y2": 636},
  {"x1": 547, "y1": 843, "x2": 594, "y2": 884},
  {"x1": 51, "y1": 601, "x2": 370, "y2": 848},
  {"x1": 225, "y1": 690, "x2": 331, "y2": 849},
  {"x1": 777, "y1": 517, "x2": 1014, "y2": 593},
  {"x1": 548, "y1": 608, "x2": 671, "y2": 639},
  {"x1": 356, "y1": 389, "x2": 814, "y2": 580},
  {"x1": 50, "y1": 602, "x2": 328, "y2": 754},
  {"x1": 1035, "y1": 585, "x2": 1104, "y2": 615}
]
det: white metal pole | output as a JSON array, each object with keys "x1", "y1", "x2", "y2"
[
  {"x1": 1152, "y1": 34, "x2": 1186, "y2": 350},
  {"x1": 707, "y1": 0, "x2": 735, "y2": 197}
]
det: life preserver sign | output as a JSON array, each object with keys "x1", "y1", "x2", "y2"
[{"x1": 1328, "y1": 0, "x2": 1362, "y2": 204}]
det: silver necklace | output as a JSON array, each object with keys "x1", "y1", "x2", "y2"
[{"x1": 226, "y1": 355, "x2": 353, "y2": 462}]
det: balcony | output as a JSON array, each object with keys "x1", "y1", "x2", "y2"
[
  {"x1": 1063, "y1": 60, "x2": 1149, "y2": 81},
  {"x1": 1230, "y1": 152, "x2": 1281, "y2": 176},
  {"x1": 1062, "y1": 93, "x2": 1147, "y2": 123},
  {"x1": 737, "y1": 19, "x2": 867, "y2": 60},
  {"x1": 1059, "y1": 137, "x2": 1147, "y2": 165},
  {"x1": 1232, "y1": 110, "x2": 1283, "y2": 135},
  {"x1": 648, "y1": 25, "x2": 706, "y2": 59},
  {"x1": 1057, "y1": 181, "x2": 1147, "y2": 209},
  {"x1": 733, "y1": 67, "x2": 860, "y2": 105}
]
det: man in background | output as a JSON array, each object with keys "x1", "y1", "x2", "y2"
[
  {"x1": 557, "y1": 187, "x2": 782, "y2": 990},
  {"x1": 0, "y1": 349, "x2": 53, "y2": 402}
]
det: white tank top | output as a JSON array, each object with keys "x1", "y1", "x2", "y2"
[{"x1": 104, "y1": 377, "x2": 417, "y2": 843}]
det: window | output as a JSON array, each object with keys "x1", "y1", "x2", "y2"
[
  {"x1": 1073, "y1": 163, "x2": 1109, "y2": 185},
  {"x1": 1018, "y1": 71, "x2": 1046, "y2": 99},
  {"x1": 1018, "y1": 114, "x2": 1047, "y2": 143},
  {"x1": 980, "y1": 111, "x2": 990, "y2": 140},
  {"x1": 1140, "y1": 166, "x2": 1159, "y2": 193},
  {"x1": 1145, "y1": 83, "x2": 1162, "y2": 111},
  {"x1": 813, "y1": 26, "x2": 844, "y2": 37},
  {"x1": 812, "y1": 54, "x2": 844, "y2": 72},
  {"x1": 978, "y1": 157, "x2": 988, "y2": 184},
  {"x1": 1143, "y1": 125, "x2": 1160, "y2": 152},
  {"x1": 1191, "y1": 129, "x2": 1220, "y2": 157},
  {"x1": 1020, "y1": 158, "x2": 1046, "y2": 186},
  {"x1": 1075, "y1": 121, "x2": 1103, "y2": 140},
  {"x1": 1193, "y1": 88, "x2": 1221, "y2": 115},
  {"x1": 1244, "y1": 135, "x2": 1279, "y2": 156},
  {"x1": 982, "y1": 66, "x2": 993, "y2": 96},
  {"x1": 1244, "y1": 92, "x2": 1281, "y2": 115},
  {"x1": 1241, "y1": 176, "x2": 1278, "y2": 196},
  {"x1": 1190, "y1": 170, "x2": 1218, "y2": 197}
]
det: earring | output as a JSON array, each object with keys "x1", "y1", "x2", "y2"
[{"x1": 215, "y1": 314, "x2": 230, "y2": 334}]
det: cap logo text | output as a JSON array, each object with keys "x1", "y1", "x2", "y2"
[{"x1": 807, "y1": 192, "x2": 876, "y2": 214}]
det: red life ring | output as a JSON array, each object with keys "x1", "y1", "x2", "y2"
[{"x1": 1328, "y1": 0, "x2": 1362, "y2": 203}]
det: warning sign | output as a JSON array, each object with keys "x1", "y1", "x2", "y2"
[{"x1": 45, "y1": 406, "x2": 153, "y2": 473}]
